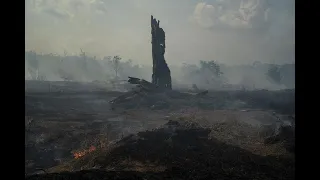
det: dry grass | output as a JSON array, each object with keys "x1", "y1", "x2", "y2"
[
  {"x1": 209, "y1": 119, "x2": 289, "y2": 157},
  {"x1": 164, "y1": 109, "x2": 292, "y2": 157}
]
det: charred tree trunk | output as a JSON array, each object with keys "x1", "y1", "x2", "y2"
[{"x1": 151, "y1": 15, "x2": 172, "y2": 90}]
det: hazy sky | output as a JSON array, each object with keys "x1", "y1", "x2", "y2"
[{"x1": 25, "y1": 0, "x2": 295, "y2": 65}]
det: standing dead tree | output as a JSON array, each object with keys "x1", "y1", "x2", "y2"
[
  {"x1": 151, "y1": 15, "x2": 172, "y2": 89},
  {"x1": 109, "y1": 16, "x2": 178, "y2": 108},
  {"x1": 111, "y1": 56, "x2": 122, "y2": 80},
  {"x1": 80, "y1": 48, "x2": 87, "y2": 72}
]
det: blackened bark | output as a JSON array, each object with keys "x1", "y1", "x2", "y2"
[{"x1": 151, "y1": 15, "x2": 172, "y2": 89}]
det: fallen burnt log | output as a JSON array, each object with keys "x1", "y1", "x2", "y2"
[
  {"x1": 128, "y1": 76, "x2": 141, "y2": 84},
  {"x1": 109, "y1": 77, "x2": 161, "y2": 105},
  {"x1": 196, "y1": 90, "x2": 208, "y2": 96},
  {"x1": 109, "y1": 77, "x2": 211, "y2": 109},
  {"x1": 128, "y1": 77, "x2": 160, "y2": 91}
]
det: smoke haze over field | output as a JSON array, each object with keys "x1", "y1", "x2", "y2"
[
  {"x1": 25, "y1": 51, "x2": 295, "y2": 90},
  {"x1": 26, "y1": 0, "x2": 295, "y2": 66}
]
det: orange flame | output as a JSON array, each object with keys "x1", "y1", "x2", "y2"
[{"x1": 73, "y1": 145, "x2": 96, "y2": 159}]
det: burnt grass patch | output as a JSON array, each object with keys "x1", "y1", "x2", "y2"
[{"x1": 27, "y1": 120, "x2": 294, "y2": 180}]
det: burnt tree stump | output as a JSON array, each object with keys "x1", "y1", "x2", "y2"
[{"x1": 151, "y1": 15, "x2": 172, "y2": 89}]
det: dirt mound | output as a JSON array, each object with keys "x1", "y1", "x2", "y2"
[{"x1": 28, "y1": 120, "x2": 294, "y2": 180}]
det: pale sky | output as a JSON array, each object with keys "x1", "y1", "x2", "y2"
[{"x1": 25, "y1": 0, "x2": 295, "y2": 65}]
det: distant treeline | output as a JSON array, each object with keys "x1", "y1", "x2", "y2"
[{"x1": 25, "y1": 51, "x2": 295, "y2": 90}]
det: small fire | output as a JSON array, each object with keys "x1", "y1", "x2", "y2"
[{"x1": 73, "y1": 145, "x2": 96, "y2": 159}]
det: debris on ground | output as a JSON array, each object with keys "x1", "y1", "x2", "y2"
[
  {"x1": 109, "y1": 77, "x2": 211, "y2": 110},
  {"x1": 196, "y1": 90, "x2": 208, "y2": 96}
]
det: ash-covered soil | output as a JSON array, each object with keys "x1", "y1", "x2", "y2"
[
  {"x1": 25, "y1": 80, "x2": 294, "y2": 179},
  {"x1": 25, "y1": 91, "x2": 167, "y2": 174},
  {"x1": 27, "y1": 119, "x2": 294, "y2": 180}
]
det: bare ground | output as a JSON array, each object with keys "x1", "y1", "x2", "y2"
[{"x1": 25, "y1": 81, "x2": 294, "y2": 179}]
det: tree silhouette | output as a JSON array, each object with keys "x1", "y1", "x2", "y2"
[
  {"x1": 26, "y1": 51, "x2": 39, "y2": 70},
  {"x1": 111, "y1": 56, "x2": 122, "y2": 79},
  {"x1": 199, "y1": 60, "x2": 223, "y2": 77},
  {"x1": 80, "y1": 48, "x2": 87, "y2": 72},
  {"x1": 267, "y1": 64, "x2": 282, "y2": 84}
]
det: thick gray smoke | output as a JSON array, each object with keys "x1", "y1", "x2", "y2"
[{"x1": 25, "y1": 52, "x2": 294, "y2": 90}]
